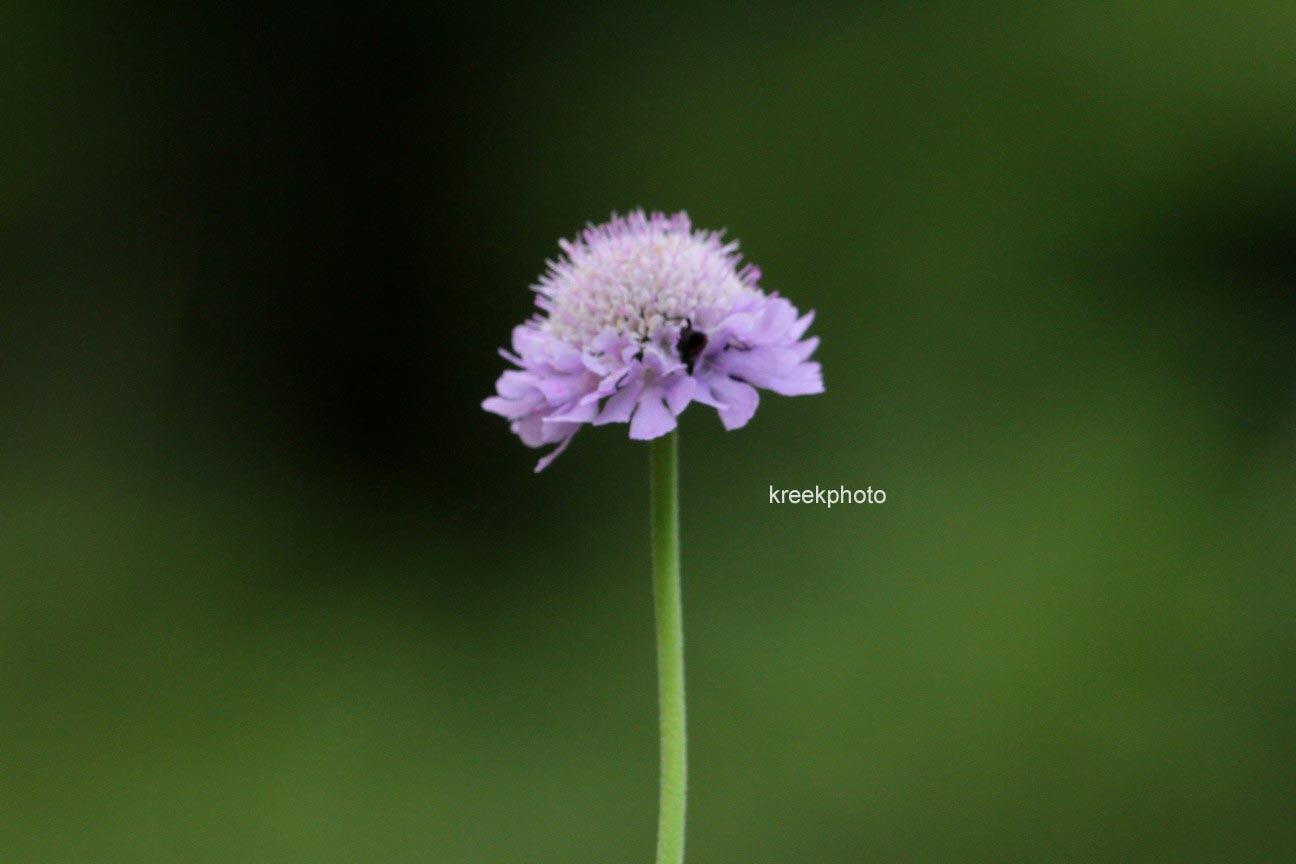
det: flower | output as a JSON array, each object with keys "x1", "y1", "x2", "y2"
[{"x1": 483, "y1": 210, "x2": 824, "y2": 470}]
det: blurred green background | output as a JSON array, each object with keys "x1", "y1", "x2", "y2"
[{"x1": 3, "y1": 2, "x2": 1295, "y2": 862}]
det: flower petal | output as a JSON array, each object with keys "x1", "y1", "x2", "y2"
[
  {"x1": 534, "y1": 433, "x2": 576, "y2": 472},
  {"x1": 594, "y1": 378, "x2": 643, "y2": 425},
  {"x1": 629, "y1": 389, "x2": 677, "y2": 440},
  {"x1": 663, "y1": 375, "x2": 696, "y2": 416},
  {"x1": 706, "y1": 376, "x2": 760, "y2": 430}
]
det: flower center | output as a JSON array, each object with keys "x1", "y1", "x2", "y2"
[{"x1": 538, "y1": 232, "x2": 755, "y2": 345}]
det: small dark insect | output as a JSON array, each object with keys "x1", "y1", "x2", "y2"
[{"x1": 677, "y1": 325, "x2": 708, "y2": 375}]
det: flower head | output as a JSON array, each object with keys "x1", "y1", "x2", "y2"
[{"x1": 483, "y1": 210, "x2": 823, "y2": 470}]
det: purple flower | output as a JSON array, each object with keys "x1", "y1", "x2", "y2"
[{"x1": 483, "y1": 210, "x2": 824, "y2": 470}]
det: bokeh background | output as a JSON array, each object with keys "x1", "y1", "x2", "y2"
[{"x1": 4, "y1": 2, "x2": 1295, "y2": 861}]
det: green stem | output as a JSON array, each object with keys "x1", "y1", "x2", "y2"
[{"x1": 650, "y1": 431, "x2": 686, "y2": 864}]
